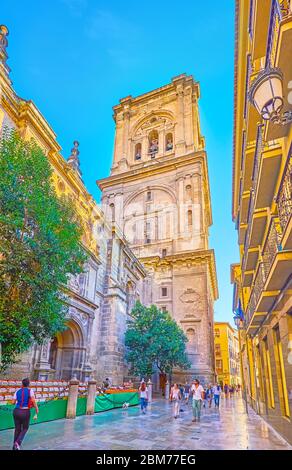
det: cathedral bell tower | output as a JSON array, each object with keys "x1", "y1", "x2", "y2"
[{"x1": 98, "y1": 74, "x2": 218, "y2": 384}]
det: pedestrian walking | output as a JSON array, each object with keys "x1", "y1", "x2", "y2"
[
  {"x1": 213, "y1": 383, "x2": 222, "y2": 409},
  {"x1": 191, "y1": 379, "x2": 204, "y2": 422},
  {"x1": 139, "y1": 380, "x2": 148, "y2": 414},
  {"x1": 224, "y1": 383, "x2": 229, "y2": 398},
  {"x1": 11, "y1": 378, "x2": 39, "y2": 450},
  {"x1": 205, "y1": 384, "x2": 213, "y2": 408},
  {"x1": 183, "y1": 381, "x2": 191, "y2": 404},
  {"x1": 170, "y1": 383, "x2": 181, "y2": 418}
]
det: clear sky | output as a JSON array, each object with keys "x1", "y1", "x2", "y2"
[{"x1": 2, "y1": 0, "x2": 239, "y2": 324}]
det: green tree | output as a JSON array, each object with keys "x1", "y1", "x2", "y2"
[
  {"x1": 0, "y1": 129, "x2": 87, "y2": 371},
  {"x1": 125, "y1": 301, "x2": 191, "y2": 379}
]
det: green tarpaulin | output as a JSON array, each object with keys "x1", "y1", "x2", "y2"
[{"x1": 0, "y1": 391, "x2": 139, "y2": 431}]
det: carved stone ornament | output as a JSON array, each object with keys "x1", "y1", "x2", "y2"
[{"x1": 179, "y1": 288, "x2": 203, "y2": 318}]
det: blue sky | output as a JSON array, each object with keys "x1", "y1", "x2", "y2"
[{"x1": 2, "y1": 0, "x2": 239, "y2": 324}]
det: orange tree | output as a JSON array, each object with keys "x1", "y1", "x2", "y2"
[{"x1": 125, "y1": 301, "x2": 191, "y2": 379}]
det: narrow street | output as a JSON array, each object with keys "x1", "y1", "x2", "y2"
[{"x1": 0, "y1": 396, "x2": 290, "y2": 450}]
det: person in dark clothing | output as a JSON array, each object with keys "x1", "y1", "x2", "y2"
[{"x1": 12, "y1": 378, "x2": 39, "y2": 450}]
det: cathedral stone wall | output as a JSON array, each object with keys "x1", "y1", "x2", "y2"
[{"x1": 98, "y1": 74, "x2": 218, "y2": 384}]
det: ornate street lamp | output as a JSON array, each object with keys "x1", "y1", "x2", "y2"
[{"x1": 249, "y1": 67, "x2": 292, "y2": 125}]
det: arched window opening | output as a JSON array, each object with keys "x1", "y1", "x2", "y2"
[
  {"x1": 135, "y1": 143, "x2": 142, "y2": 161},
  {"x1": 187, "y1": 209, "x2": 193, "y2": 227},
  {"x1": 186, "y1": 185, "x2": 192, "y2": 199},
  {"x1": 148, "y1": 130, "x2": 159, "y2": 158},
  {"x1": 165, "y1": 133, "x2": 173, "y2": 152},
  {"x1": 109, "y1": 203, "x2": 115, "y2": 223}
]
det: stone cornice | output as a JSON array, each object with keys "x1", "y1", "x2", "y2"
[
  {"x1": 98, "y1": 151, "x2": 213, "y2": 227},
  {"x1": 139, "y1": 249, "x2": 218, "y2": 301}
]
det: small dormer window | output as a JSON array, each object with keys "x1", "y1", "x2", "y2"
[{"x1": 162, "y1": 248, "x2": 167, "y2": 257}]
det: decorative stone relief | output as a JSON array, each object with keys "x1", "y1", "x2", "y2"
[{"x1": 179, "y1": 288, "x2": 203, "y2": 319}]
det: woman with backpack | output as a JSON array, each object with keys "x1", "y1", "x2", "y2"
[{"x1": 12, "y1": 378, "x2": 39, "y2": 450}]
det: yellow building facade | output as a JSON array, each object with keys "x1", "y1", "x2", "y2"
[
  {"x1": 232, "y1": 1, "x2": 292, "y2": 443},
  {"x1": 214, "y1": 322, "x2": 241, "y2": 387}
]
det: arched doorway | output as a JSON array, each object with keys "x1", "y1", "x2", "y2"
[{"x1": 49, "y1": 320, "x2": 86, "y2": 381}]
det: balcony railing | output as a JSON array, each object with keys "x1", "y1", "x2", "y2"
[
  {"x1": 242, "y1": 125, "x2": 264, "y2": 273},
  {"x1": 266, "y1": 0, "x2": 291, "y2": 68},
  {"x1": 277, "y1": 156, "x2": 292, "y2": 235},
  {"x1": 262, "y1": 217, "x2": 283, "y2": 277},
  {"x1": 246, "y1": 217, "x2": 282, "y2": 326},
  {"x1": 246, "y1": 261, "x2": 266, "y2": 325}
]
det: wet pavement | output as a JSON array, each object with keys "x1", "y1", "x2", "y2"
[{"x1": 0, "y1": 396, "x2": 290, "y2": 450}]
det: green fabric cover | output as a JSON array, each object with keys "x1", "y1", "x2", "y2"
[{"x1": 0, "y1": 392, "x2": 139, "y2": 431}]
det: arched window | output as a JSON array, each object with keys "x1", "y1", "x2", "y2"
[
  {"x1": 134, "y1": 143, "x2": 142, "y2": 161},
  {"x1": 165, "y1": 133, "x2": 173, "y2": 152},
  {"x1": 187, "y1": 209, "x2": 193, "y2": 227},
  {"x1": 109, "y1": 203, "x2": 115, "y2": 223},
  {"x1": 148, "y1": 130, "x2": 159, "y2": 158},
  {"x1": 186, "y1": 185, "x2": 192, "y2": 199}
]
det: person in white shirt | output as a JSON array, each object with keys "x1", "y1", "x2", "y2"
[
  {"x1": 191, "y1": 379, "x2": 204, "y2": 422},
  {"x1": 139, "y1": 380, "x2": 148, "y2": 414}
]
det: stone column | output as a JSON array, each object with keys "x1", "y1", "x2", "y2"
[
  {"x1": 123, "y1": 110, "x2": 130, "y2": 158},
  {"x1": 165, "y1": 381, "x2": 170, "y2": 400},
  {"x1": 147, "y1": 379, "x2": 153, "y2": 403},
  {"x1": 66, "y1": 378, "x2": 79, "y2": 419},
  {"x1": 86, "y1": 379, "x2": 97, "y2": 415}
]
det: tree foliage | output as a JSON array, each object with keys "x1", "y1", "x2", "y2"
[
  {"x1": 125, "y1": 301, "x2": 191, "y2": 378},
  {"x1": 0, "y1": 129, "x2": 87, "y2": 371}
]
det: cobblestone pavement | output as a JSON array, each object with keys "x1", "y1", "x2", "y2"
[{"x1": 0, "y1": 396, "x2": 290, "y2": 450}]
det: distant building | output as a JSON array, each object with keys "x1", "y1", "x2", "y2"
[{"x1": 214, "y1": 322, "x2": 241, "y2": 387}]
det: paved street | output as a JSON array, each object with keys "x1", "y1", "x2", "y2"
[{"x1": 0, "y1": 396, "x2": 290, "y2": 450}]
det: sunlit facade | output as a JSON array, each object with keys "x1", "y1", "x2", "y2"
[
  {"x1": 214, "y1": 322, "x2": 241, "y2": 387},
  {"x1": 231, "y1": 0, "x2": 292, "y2": 443}
]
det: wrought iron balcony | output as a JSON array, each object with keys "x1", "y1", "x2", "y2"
[
  {"x1": 262, "y1": 217, "x2": 283, "y2": 277},
  {"x1": 246, "y1": 261, "x2": 266, "y2": 325},
  {"x1": 245, "y1": 217, "x2": 283, "y2": 327},
  {"x1": 277, "y1": 156, "x2": 292, "y2": 235},
  {"x1": 242, "y1": 125, "x2": 264, "y2": 270},
  {"x1": 266, "y1": 0, "x2": 292, "y2": 68}
]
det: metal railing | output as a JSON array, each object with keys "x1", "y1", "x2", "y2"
[
  {"x1": 246, "y1": 217, "x2": 283, "y2": 327},
  {"x1": 266, "y1": 0, "x2": 291, "y2": 68},
  {"x1": 262, "y1": 217, "x2": 283, "y2": 278},
  {"x1": 246, "y1": 262, "x2": 266, "y2": 325},
  {"x1": 242, "y1": 125, "x2": 264, "y2": 274},
  {"x1": 277, "y1": 156, "x2": 292, "y2": 235}
]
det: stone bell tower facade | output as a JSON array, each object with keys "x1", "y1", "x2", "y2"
[{"x1": 98, "y1": 74, "x2": 218, "y2": 384}]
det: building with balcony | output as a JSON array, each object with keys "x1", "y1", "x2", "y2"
[
  {"x1": 231, "y1": 0, "x2": 292, "y2": 444},
  {"x1": 214, "y1": 322, "x2": 241, "y2": 387}
]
